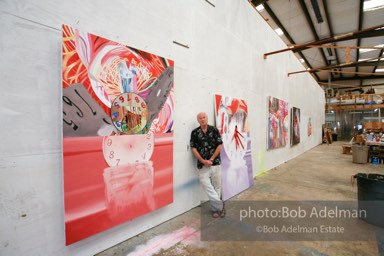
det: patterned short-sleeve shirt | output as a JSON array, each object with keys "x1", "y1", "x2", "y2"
[{"x1": 190, "y1": 125, "x2": 222, "y2": 169}]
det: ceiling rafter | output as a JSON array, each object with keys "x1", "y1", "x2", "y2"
[
  {"x1": 249, "y1": 0, "x2": 384, "y2": 89},
  {"x1": 355, "y1": 0, "x2": 364, "y2": 76},
  {"x1": 323, "y1": 0, "x2": 342, "y2": 70},
  {"x1": 264, "y1": 25, "x2": 384, "y2": 57},
  {"x1": 297, "y1": 0, "x2": 329, "y2": 67},
  {"x1": 250, "y1": 0, "x2": 321, "y2": 81},
  {"x1": 373, "y1": 48, "x2": 384, "y2": 73},
  {"x1": 288, "y1": 57, "x2": 384, "y2": 76},
  {"x1": 319, "y1": 75, "x2": 384, "y2": 83},
  {"x1": 318, "y1": 81, "x2": 384, "y2": 88}
]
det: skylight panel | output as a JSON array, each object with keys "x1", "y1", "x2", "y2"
[
  {"x1": 363, "y1": 0, "x2": 384, "y2": 11},
  {"x1": 275, "y1": 28, "x2": 284, "y2": 36},
  {"x1": 256, "y1": 4, "x2": 264, "y2": 12}
]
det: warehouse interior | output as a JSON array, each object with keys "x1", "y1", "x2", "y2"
[
  {"x1": 253, "y1": 0, "x2": 384, "y2": 143},
  {"x1": 0, "y1": 0, "x2": 383, "y2": 255}
]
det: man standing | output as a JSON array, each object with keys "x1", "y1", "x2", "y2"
[{"x1": 190, "y1": 112, "x2": 225, "y2": 218}]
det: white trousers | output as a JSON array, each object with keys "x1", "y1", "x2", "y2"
[{"x1": 198, "y1": 165, "x2": 224, "y2": 212}]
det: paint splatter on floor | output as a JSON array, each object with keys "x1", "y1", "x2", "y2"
[{"x1": 126, "y1": 226, "x2": 199, "y2": 256}]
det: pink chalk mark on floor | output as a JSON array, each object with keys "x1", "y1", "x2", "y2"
[{"x1": 127, "y1": 226, "x2": 199, "y2": 256}]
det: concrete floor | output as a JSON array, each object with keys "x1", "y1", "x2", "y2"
[{"x1": 96, "y1": 141, "x2": 384, "y2": 256}]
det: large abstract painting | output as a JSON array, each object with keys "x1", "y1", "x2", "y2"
[
  {"x1": 214, "y1": 95, "x2": 253, "y2": 200},
  {"x1": 291, "y1": 107, "x2": 301, "y2": 146},
  {"x1": 62, "y1": 24, "x2": 174, "y2": 245},
  {"x1": 267, "y1": 96, "x2": 288, "y2": 149}
]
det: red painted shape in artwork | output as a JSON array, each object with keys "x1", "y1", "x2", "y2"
[
  {"x1": 228, "y1": 99, "x2": 239, "y2": 114},
  {"x1": 63, "y1": 133, "x2": 173, "y2": 245},
  {"x1": 214, "y1": 94, "x2": 222, "y2": 115}
]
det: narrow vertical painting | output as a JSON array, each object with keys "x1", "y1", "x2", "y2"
[
  {"x1": 308, "y1": 117, "x2": 312, "y2": 136},
  {"x1": 267, "y1": 96, "x2": 288, "y2": 149},
  {"x1": 214, "y1": 95, "x2": 253, "y2": 200},
  {"x1": 291, "y1": 107, "x2": 301, "y2": 146},
  {"x1": 62, "y1": 24, "x2": 174, "y2": 245}
]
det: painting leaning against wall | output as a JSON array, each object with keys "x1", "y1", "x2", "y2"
[
  {"x1": 62, "y1": 24, "x2": 174, "y2": 245},
  {"x1": 214, "y1": 94, "x2": 254, "y2": 200},
  {"x1": 267, "y1": 96, "x2": 289, "y2": 150},
  {"x1": 291, "y1": 107, "x2": 301, "y2": 146},
  {"x1": 308, "y1": 117, "x2": 312, "y2": 136}
]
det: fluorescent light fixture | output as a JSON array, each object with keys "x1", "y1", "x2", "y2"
[
  {"x1": 363, "y1": 0, "x2": 384, "y2": 11},
  {"x1": 358, "y1": 58, "x2": 377, "y2": 62},
  {"x1": 360, "y1": 44, "x2": 384, "y2": 53},
  {"x1": 274, "y1": 28, "x2": 284, "y2": 36},
  {"x1": 256, "y1": 4, "x2": 264, "y2": 12},
  {"x1": 376, "y1": 68, "x2": 384, "y2": 72}
]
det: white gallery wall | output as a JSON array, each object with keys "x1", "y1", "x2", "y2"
[{"x1": 0, "y1": 0, "x2": 325, "y2": 255}]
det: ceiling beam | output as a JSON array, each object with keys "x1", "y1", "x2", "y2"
[
  {"x1": 323, "y1": 0, "x2": 343, "y2": 78},
  {"x1": 289, "y1": 45, "x2": 384, "y2": 64},
  {"x1": 264, "y1": 25, "x2": 384, "y2": 57},
  {"x1": 297, "y1": 0, "x2": 329, "y2": 67},
  {"x1": 355, "y1": 0, "x2": 364, "y2": 76},
  {"x1": 348, "y1": 60, "x2": 384, "y2": 67},
  {"x1": 251, "y1": 0, "x2": 384, "y2": 87},
  {"x1": 319, "y1": 75, "x2": 384, "y2": 82},
  {"x1": 373, "y1": 48, "x2": 384, "y2": 73},
  {"x1": 288, "y1": 58, "x2": 384, "y2": 76},
  {"x1": 290, "y1": 45, "x2": 383, "y2": 50},
  {"x1": 290, "y1": 69, "x2": 383, "y2": 77},
  {"x1": 292, "y1": 27, "x2": 384, "y2": 51},
  {"x1": 250, "y1": 0, "x2": 321, "y2": 81},
  {"x1": 319, "y1": 82, "x2": 384, "y2": 89}
]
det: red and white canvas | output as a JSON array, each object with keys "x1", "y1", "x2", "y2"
[
  {"x1": 214, "y1": 94, "x2": 254, "y2": 200},
  {"x1": 62, "y1": 24, "x2": 174, "y2": 245}
]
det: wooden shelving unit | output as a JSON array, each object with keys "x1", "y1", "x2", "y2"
[
  {"x1": 324, "y1": 94, "x2": 383, "y2": 140},
  {"x1": 363, "y1": 122, "x2": 384, "y2": 133},
  {"x1": 325, "y1": 93, "x2": 384, "y2": 111}
]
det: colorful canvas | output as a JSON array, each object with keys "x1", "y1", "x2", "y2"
[
  {"x1": 291, "y1": 107, "x2": 301, "y2": 146},
  {"x1": 62, "y1": 24, "x2": 174, "y2": 245},
  {"x1": 214, "y1": 94, "x2": 254, "y2": 200},
  {"x1": 267, "y1": 96, "x2": 288, "y2": 149}
]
